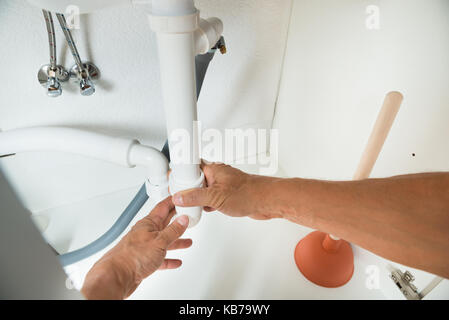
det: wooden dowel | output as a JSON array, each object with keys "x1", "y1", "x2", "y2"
[{"x1": 353, "y1": 91, "x2": 403, "y2": 180}]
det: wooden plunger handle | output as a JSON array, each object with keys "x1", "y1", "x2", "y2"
[
  {"x1": 353, "y1": 91, "x2": 403, "y2": 180},
  {"x1": 328, "y1": 91, "x2": 403, "y2": 242}
]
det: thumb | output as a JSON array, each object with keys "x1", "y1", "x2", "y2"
[{"x1": 172, "y1": 188, "x2": 211, "y2": 207}]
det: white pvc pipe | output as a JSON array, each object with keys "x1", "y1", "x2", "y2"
[
  {"x1": 157, "y1": 33, "x2": 201, "y2": 183},
  {"x1": 0, "y1": 127, "x2": 135, "y2": 167},
  {"x1": 149, "y1": 0, "x2": 224, "y2": 227},
  {"x1": 0, "y1": 127, "x2": 168, "y2": 186},
  {"x1": 157, "y1": 33, "x2": 204, "y2": 227},
  {"x1": 150, "y1": 0, "x2": 205, "y2": 227}
]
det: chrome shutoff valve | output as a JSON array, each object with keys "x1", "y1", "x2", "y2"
[
  {"x1": 70, "y1": 62, "x2": 100, "y2": 97},
  {"x1": 79, "y1": 74, "x2": 95, "y2": 96},
  {"x1": 46, "y1": 76, "x2": 62, "y2": 97},
  {"x1": 37, "y1": 65, "x2": 69, "y2": 97}
]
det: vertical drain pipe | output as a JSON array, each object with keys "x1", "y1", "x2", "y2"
[{"x1": 150, "y1": 0, "x2": 203, "y2": 227}]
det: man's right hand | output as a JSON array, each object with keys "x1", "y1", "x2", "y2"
[{"x1": 172, "y1": 162, "x2": 282, "y2": 220}]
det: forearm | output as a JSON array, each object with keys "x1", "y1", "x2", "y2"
[{"x1": 253, "y1": 172, "x2": 449, "y2": 278}]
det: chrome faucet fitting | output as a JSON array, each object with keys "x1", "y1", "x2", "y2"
[
  {"x1": 39, "y1": 10, "x2": 69, "y2": 97},
  {"x1": 69, "y1": 62, "x2": 100, "y2": 96},
  {"x1": 38, "y1": 65, "x2": 69, "y2": 97},
  {"x1": 56, "y1": 14, "x2": 100, "y2": 97}
]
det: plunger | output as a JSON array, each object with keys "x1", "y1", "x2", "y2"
[{"x1": 294, "y1": 91, "x2": 404, "y2": 287}]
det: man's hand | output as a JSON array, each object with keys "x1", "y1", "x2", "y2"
[
  {"x1": 81, "y1": 196, "x2": 191, "y2": 300},
  {"x1": 172, "y1": 162, "x2": 282, "y2": 220}
]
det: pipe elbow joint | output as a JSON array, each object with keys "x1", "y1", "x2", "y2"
[
  {"x1": 195, "y1": 18, "x2": 224, "y2": 54},
  {"x1": 128, "y1": 143, "x2": 169, "y2": 200}
]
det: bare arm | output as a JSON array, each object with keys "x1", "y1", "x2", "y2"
[{"x1": 173, "y1": 163, "x2": 449, "y2": 279}]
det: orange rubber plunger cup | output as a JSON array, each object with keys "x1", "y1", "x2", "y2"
[{"x1": 294, "y1": 231, "x2": 354, "y2": 287}]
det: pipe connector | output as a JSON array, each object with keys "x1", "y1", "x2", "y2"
[
  {"x1": 128, "y1": 143, "x2": 170, "y2": 201},
  {"x1": 169, "y1": 171, "x2": 204, "y2": 228},
  {"x1": 195, "y1": 18, "x2": 224, "y2": 55},
  {"x1": 145, "y1": 179, "x2": 169, "y2": 203}
]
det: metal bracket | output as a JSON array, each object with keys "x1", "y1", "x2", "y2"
[
  {"x1": 389, "y1": 268, "x2": 420, "y2": 300},
  {"x1": 389, "y1": 265, "x2": 444, "y2": 300},
  {"x1": 387, "y1": 265, "x2": 444, "y2": 300}
]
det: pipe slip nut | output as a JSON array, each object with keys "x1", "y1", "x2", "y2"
[
  {"x1": 169, "y1": 171, "x2": 205, "y2": 228},
  {"x1": 145, "y1": 179, "x2": 170, "y2": 202}
]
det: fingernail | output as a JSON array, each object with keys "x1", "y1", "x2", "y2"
[
  {"x1": 176, "y1": 215, "x2": 189, "y2": 227},
  {"x1": 173, "y1": 193, "x2": 183, "y2": 205}
]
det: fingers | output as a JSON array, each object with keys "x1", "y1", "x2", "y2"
[
  {"x1": 172, "y1": 188, "x2": 211, "y2": 208},
  {"x1": 200, "y1": 160, "x2": 217, "y2": 187},
  {"x1": 142, "y1": 196, "x2": 175, "y2": 230},
  {"x1": 158, "y1": 215, "x2": 189, "y2": 247},
  {"x1": 162, "y1": 208, "x2": 177, "y2": 228},
  {"x1": 167, "y1": 238, "x2": 192, "y2": 251},
  {"x1": 158, "y1": 259, "x2": 182, "y2": 270}
]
